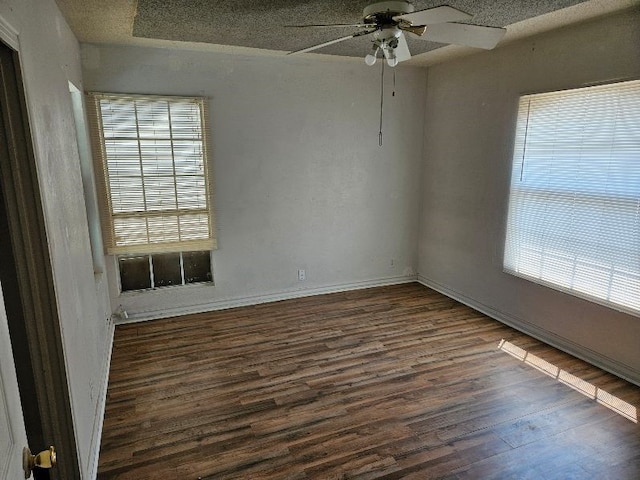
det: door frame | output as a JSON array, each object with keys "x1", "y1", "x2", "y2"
[{"x1": 0, "y1": 20, "x2": 79, "y2": 480}]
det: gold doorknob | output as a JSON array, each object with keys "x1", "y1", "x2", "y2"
[{"x1": 22, "y1": 445, "x2": 56, "y2": 479}]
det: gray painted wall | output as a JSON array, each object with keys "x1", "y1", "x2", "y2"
[
  {"x1": 0, "y1": 0, "x2": 113, "y2": 477},
  {"x1": 81, "y1": 46, "x2": 426, "y2": 320},
  {"x1": 3, "y1": 2, "x2": 637, "y2": 476},
  {"x1": 418, "y1": 8, "x2": 640, "y2": 384}
]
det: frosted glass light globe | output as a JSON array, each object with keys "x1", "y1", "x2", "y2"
[{"x1": 365, "y1": 54, "x2": 377, "y2": 66}]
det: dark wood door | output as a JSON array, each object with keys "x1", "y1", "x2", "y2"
[{"x1": 0, "y1": 39, "x2": 79, "y2": 479}]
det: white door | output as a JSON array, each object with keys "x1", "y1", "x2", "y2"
[{"x1": 0, "y1": 278, "x2": 29, "y2": 479}]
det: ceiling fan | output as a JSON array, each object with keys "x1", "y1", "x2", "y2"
[{"x1": 287, "y1": 1, "x2": 507, "y2": 66}]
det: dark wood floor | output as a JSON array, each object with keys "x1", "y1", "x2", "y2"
[{"x1": 97, "y1": 283, "x2": 640, "y2": 479}]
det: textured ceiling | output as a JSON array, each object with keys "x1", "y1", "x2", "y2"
[
  {"x1": 55, "y1": 0, "x2": 639, "y2": 65},
  {"x1": 132, "y1": 0, "x2": 585, "y2": 57}
]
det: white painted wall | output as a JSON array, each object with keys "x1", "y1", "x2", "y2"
[
  {"x1": 0, "y1": 1, "x2": 113, "y2": 477},
  {"x1": 81, "y1": 45, "x2": 426, "y2": 321},
  {"x1": 418, "y1": 9, "x2": 640, "y2": 384}
]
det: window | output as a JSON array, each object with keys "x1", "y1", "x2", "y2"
[
  {"x1": 119, "y1": 251, "x2": 212, "y2": 292},
  {"x1": 86, "y1": 93, "x2": 216, "y2": 255},
  {"x1": 504, "y1": 80, "x2": 640, "y2": 315}
]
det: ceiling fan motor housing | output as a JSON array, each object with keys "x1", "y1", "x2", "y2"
[
  {"x1": 364, "y1": 1, "x2": 413, "y2": 53},
  {"x1": 363, "y1": 1, "x2": 414, "y2": 25}
]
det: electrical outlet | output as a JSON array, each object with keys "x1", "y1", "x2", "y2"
[{"x1": 298, "y1": 269, "x2": 306, "y2": 281}]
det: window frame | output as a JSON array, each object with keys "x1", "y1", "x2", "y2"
[
  {"x1": 503, "y1": 79, "x2": 640, "y2": 316},
  {"x1": 118, "y1": 250, "x2": 214, "y2": 293},
  {"x1": 86, "y1": 92, "x2": 216, "y2": 255}
]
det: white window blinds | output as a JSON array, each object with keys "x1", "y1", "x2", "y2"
[
  {"x1": 87, "y1": 93, "x2": 216, "y2": 255},
  {"x1": 504, "y1": 79, "x2": 640, "y2": 316}
]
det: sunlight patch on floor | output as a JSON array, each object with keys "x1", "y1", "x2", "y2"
[{"x1": 498, "y1": 339, "x2": 637, "y2": 423}]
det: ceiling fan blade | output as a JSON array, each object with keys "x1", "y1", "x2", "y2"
[
  {"x1": 288, "y1": 30, "x2": 376, "y2": 55},
  {"x1": 419, "y1": 23, "x2": 507, "y2": 49},
  {"x1": 393, "y1": 5, "x2": 472, "y2": 25},
  {"x1": 285, "y1": 23, "x2": 372, "y2": 28},
  {"x1": 394, "y1": 33, "x2": 411, "y2": 63}
]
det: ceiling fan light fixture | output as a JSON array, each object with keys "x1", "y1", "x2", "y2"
[
  {"x1": 380, "y1": 40, "x2": 398, "y2": 67},
  {"x1": 365, "y1": 44, "x2": 380, "y2": 66}
]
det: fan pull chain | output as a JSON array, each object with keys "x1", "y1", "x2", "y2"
[
  {"x1": 393, "y1": 69, "x2": 396, "y2": 97},
  {"x1": 379, "y1": 60, "x2": 385, "y2": 147}
]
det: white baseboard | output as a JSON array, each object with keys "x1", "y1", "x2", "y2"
[
  {"x1": 119, "y1": 275, "x2": 418, "y2": 324},
  {"x1": 86, "y1": 320, "x2": 115, "y2": 479},
  {"x1": 417, "y1": 274, "x2": 640, "y2": 387}
]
